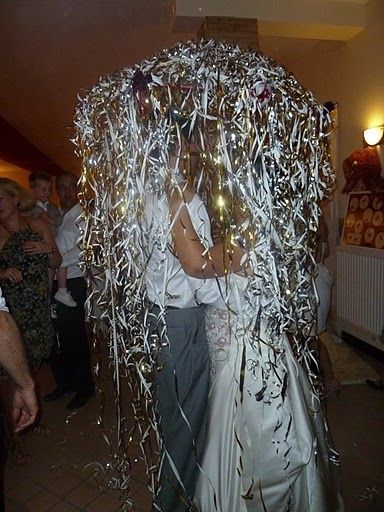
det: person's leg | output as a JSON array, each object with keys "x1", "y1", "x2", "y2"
[
  {"x1": 0, "y1": 413, "x2": 7, "y2": 512},
  {"x1": 54, "y1": 268, "x2": 77, "y2": 307},
  {"x1": 309, "y1": 336, "x2": 340, "y2": 397},
  {"x1": 315, "y1": 263, "x2": 332, "y2": 334},
  {"x1": 49, "y1": 277, "x2": 93, "y2": 401},
  {"x1": 49, "y1": 286, "x2": 76, "y2": 395},
  {"x1": 319, "y1": 339, "x2": 341, "y2": 396},
  {"x1": 366, "y1": 377, "x2": 384, "y2": 390},
  {"x1": 64, "y1": 278, "x2": 94, "y2": 402},
  {"x1": 151, "y1": 305, "x2": 210, "y2": 512}
]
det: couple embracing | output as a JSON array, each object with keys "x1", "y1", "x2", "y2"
[{"x1": 144, "y1": 142, "x2": 343, "y2": 512}]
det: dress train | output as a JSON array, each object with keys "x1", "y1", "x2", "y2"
[{"x1": 195, "y1": 298, "x2": 343, "y2": 512}]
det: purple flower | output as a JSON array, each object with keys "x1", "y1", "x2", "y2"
[
  {"x1": 132, "y1": 70, "x2": 152, "y2": 94},
  {"x1": 250, "y1": 82, "x2": 272, "y2": 105}
]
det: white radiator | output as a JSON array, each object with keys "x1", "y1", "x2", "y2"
[{"x1": 337, "y1": 245, "x2": 384, "y2": 351}]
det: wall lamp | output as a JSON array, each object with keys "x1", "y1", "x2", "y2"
[{"x1": 363, "y1": 125, "x2": 384, "y2": 146}]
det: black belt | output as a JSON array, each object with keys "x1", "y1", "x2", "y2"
[{"x1": 150, "y1": 303, "x2": 180, "y2": 310}]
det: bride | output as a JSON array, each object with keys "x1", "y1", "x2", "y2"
[{"x1": 169, "y1": 189, "x2": 343, "y2": 512}]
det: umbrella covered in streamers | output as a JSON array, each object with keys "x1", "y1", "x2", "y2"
[{"x1": 74, "y1": 39, "x2": 335, "y2": 508}]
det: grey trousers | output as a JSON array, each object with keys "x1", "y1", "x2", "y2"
[{"x1": 150, "y1": 305, "x2": 210, "y2": 512}]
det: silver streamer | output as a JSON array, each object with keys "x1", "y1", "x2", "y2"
[{"x1": 74, "y1": 39, "x2": 335, "y2": 508}]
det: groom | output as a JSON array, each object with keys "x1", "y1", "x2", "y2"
[{"x1": 145, "y1": 186, "x2": 221, "y2": 512}]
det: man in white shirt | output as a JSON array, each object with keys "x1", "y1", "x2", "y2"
[
  {"x1": 145, "y1": 190, "x2": 222, "y2": 512},
  {"x1": 44, "y1": 172, "x2": 94, "y2": 410},
  {"x1": 0, "y1": 287, "x2": 38, "y2": 509}
]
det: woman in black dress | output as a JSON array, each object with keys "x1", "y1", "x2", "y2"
[{"x1": 0, "y1": 177, "x2": 61, "y2": 461}]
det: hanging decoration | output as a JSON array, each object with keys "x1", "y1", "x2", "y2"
[{"x1": 74, "y1": 39, "x2": 335, "y2": 508}]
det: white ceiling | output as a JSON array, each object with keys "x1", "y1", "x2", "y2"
[{"x1": 0, "y1": 0, "x2": 367, "y2": 173}]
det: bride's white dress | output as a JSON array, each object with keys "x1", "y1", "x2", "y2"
[{"x1": 195, "y1": 275, "x2": 343, "y2": 512}]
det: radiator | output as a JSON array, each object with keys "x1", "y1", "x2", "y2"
[{"x1": 336, "y1": 245, "x2": 384, "y2": 351}]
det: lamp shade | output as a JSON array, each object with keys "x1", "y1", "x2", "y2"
[{"x1": 363, "y1": 126, "x2": 384, "y2": 146}]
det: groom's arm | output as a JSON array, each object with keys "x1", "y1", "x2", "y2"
[{"x1": 170, "y1": 196, "x2": 245, "y2": 278}]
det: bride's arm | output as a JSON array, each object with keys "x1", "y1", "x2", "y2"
[{"x1": 170, "y1": 193, "x2": 246, "y2": 279}]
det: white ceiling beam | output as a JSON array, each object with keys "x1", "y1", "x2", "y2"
[{"x1": 172, "y1": 0, "x2": 367, "y2": 40}]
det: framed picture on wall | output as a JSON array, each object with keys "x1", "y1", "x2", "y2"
[{"x1": 342, "y1": 191, "x2": 384, "y2": 249}]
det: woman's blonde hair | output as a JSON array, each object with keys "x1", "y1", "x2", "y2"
[{"x1": 0, "y1": 177, "x2": 36, "y2": 212}]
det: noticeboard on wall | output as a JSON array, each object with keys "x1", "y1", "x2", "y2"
[{"x1": 342, "y1": 192, "x2": 384, "y2": 250}]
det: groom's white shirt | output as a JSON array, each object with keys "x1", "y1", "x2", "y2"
[{"x1": 144, "y1": 193, "x2": 222, "y2": 308}]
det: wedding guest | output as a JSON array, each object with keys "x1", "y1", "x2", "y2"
[
  {"x1": 0, "y1": 286, "x2": 38, "y2": 511},
  {"x1": 0, "y1": 177, "x2": 61, "y2": 369},
  {"x1": 44, "y1": 172, "x2": 94, "y2": 410},
  {"x1": 27, "y1": 171, "x2": 76, "y2": 308},
  {"x1": 315, "y1": 214, "x2": 341, "y2": 397}
]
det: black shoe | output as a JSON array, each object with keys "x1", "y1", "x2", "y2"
[
  {"x1": 366, "y1": 379, "x2": 384, "y2": 390},
  {"x1": 66, "y1": 390, "x2": 95, "y2": 411},
  {"x1": 44, "y1": 387, "x2": 73, "y2": 401}
]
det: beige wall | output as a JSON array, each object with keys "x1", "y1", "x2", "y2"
[
  {"x1": 0, "y1": 159, "x2": 30, "y2": 190},
  {"x1": 286, "y1": 0, "x2": 384, "y2": 318},
  {"x1": 288, "y1": 0, "x2": 384, "y2": 218}
]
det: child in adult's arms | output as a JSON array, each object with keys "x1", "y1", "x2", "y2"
[{"x1": 26, "y1": 171, "x2": 76, "y2": 308}]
